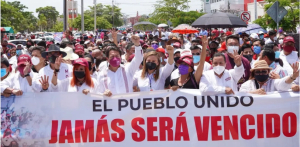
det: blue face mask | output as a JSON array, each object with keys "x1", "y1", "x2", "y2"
[
  {"x1": 259, "y1": 35, "x2": 264, "y2": 39},
  {"x1": 1, "y1": 68, "x2": 7, "y2": 78},
  {"x1": 275, "y1": 51, "x2": 280, "y2": 58},
  {"x1": 16, "y1": 50, "x2": 21, "y2": 55},
  {"x1": 253, "y1": 46, "x2": 261, "y2": 54},
  {"x1": 193, "y1": 55, "x2": 200, "y2": 63}
]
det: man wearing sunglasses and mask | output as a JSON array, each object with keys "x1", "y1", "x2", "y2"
[
  {"x1": 32, "y1": 44, "x2": 72, "y2": 92},
  {"x1": 240, "y1": 60, "x2": 299, "y2": 94}
]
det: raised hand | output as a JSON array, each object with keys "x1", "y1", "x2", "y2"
[
  {"x1": 131, "y1": 35, "x2": 140, "y2": 46},
  {"x1": 54, "y1": 55, "x2": 62, "y2": 70},
  {"x1": 225, "y1": 87, "x2": 235, "y2": 95},
  {"x1": 112, "y1": 28, "x2": 117, "y2": 40},
  {"x1": 291, "y1": 62, "x2": 299, "y2": 79},
  {"x1": 166, "y1": 45, "x2": 174, "y2": 54},
  {"x1": 23, "y1": 61, "x2": 31, "y2": 75},
  {"x1": 201, "y1": 35, "x2": 208, "y2": 48},
  {"x1": 39, "y1": 75, "x2": 49, "y2": 90},
  {"x1": 233, "y1": 50, "x2": 242, "y2": 67}
]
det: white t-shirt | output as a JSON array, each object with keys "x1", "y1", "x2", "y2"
[
  {"x1": 97, "y1": 46, "x2": 143, "y2": 95},
  {"x1": 279, "y1": 51, "x2": 298, "y2": 65},
  {"x1": 98, "y1": 61, "x2": 108, "y2": 72},
  {"x1": 170, "y1": 62, "x2": 211, "y2": 81},
  {"x1": 32, "y1": 63, "x2": 73, "y2": 92},
  {"x1": 1, "y1": 71, "x2": 37, "y2": 93},
  {"x1": 240, "y1": 77, "x2": 291, "y2": 92},
  {"x1": 133, "y1": 62, "x2": 174, "y2": 91},
  {"x1": 199, "y1": 64, "x2": 244, "y2": 94},
  {"x1": 51, "y1": 77, "x2": 98, "y2": 93}
]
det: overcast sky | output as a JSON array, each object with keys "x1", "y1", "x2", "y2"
[{"x1": 7, "y1": 0, "x2": 203, "y2": 17}]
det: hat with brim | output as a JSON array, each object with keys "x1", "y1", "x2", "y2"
[
  {"x1": 73, "y1": 58, "x2": 88, "y2": 67},
  {"x1": 250, "y1": 60, "x2": 272, "y2": 72},
  {"x1": 177, "y1": 58, "x2": 194, "y2": 67},
  {"x1": 42, "y1": 44, "x2": 67, "y2": 58},
  {"x1": 17, "y1": 54, "x2": 32, "y2": 66},
  {"x1": 62, "y1": 47, "x2": 79, "y2": 60}
]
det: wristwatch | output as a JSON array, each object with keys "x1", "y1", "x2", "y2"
[{"x1": 24, "y1": 73, "x2": 30, "y2": 77}]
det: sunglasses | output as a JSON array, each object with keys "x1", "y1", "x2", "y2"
[
  {"x1": 151, "y1": 43, "x2": 158, "y2": 45},
  {"x1": 254, "y1": 70, "x2": 268, "y2": 75},
  {"x1": 192, "y1": 53, "x2": 200, "y2": 55}
]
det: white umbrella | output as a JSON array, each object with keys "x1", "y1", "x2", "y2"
[{"x1": 158, "y1": 24, "x2": 168, "y2": 27}]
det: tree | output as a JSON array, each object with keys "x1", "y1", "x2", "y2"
[
  {"x1": 138, "y1": 15, "x2": 149, "y2": 22},
  {"x1": 36, "y1": 6, "x2": 59, "y2": 31},
  {"x1": 149, "y1": 0, "x2": 190, "y2": 24},
  {"x1": 72, "y1": 14, "x2": 112, "y2": 31},
  {"x1": 171, "y1": 11, "x2": 205, "y2": 27},
  {"x1": 102, "y1": 5, "x2": 123, "y2": 27},
  {"x1": 53, "y1": 22, "x2": 64, "y2": 32},
  {"x1": 37, "y1": 14, "x2": 47, "y2": 31},
  {"x1": 253, "y1": 0, "x2": 299, "y2": 32},
  {"x1": 84, "y1": 3, "x2": 105, "y2": 17}
]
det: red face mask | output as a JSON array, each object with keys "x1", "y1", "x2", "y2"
[{"x1": 283, "y1": 45, "x2": 295, "y2": 53}]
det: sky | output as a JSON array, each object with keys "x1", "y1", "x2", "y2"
[{"x1": 7, "y1": 0, "x2": 204, "y2": 17}]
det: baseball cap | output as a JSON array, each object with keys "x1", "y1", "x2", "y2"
[
  {"x1": 17, "y1": 54, "x2": 31, "y2": 66},
  {"x1": 217, "y1": 42, "x2": 227, "y2": 52},
  {"x1": 226, "y1": 31, "x2": 232, "y2": 36},
  {"x1": 283, "y1": 36, "x2": 295, "y2": 43},
  {"x1": 258, "y1": 31, "x2": 264, "y2": 34},
  {"x1": 156, "y1": 48, "x2": 165, "y2": 54},
  {"x1": 174, "y1": 49, "x2": 182, "y2": 54},
  {"x1": 177, "y1": 57, "x2": 194, "y2": 67},
  {"x1": 75, "y1": 45, "x2": 84, "y2": 53},
  {"x1": 173, "y1": 42, "x2": 181, "y2": 48},
  {"x1": 180, "y1": 49, "x2": 193, "y2": 59},
  {"x1": 250, "y1": 33, "x2": 259, "y2": 39},
  {"x1": 73, "y1": 58, "x2": 88, "y2": 67}
]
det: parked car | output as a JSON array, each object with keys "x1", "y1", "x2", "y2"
[{"x1": 8, "y1": 40, "x2": 27, "y2": 46}]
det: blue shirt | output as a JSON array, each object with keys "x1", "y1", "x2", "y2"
[{"x1": 199, "y1": 30, "x2": 208, "y2": 36}]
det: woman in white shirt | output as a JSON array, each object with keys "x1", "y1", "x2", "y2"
[
  {"x1": 133, "y1": 45, "x2": 174, "y2": 91},
  {"x1": 240, "y1": 60, "x2": 299, "y2": 94},
  {"x1": 41, "y1": 58, "x2": 97, "y2": 95}
]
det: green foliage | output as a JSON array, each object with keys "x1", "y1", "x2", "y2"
[
  {"x1": 53, "y1": 21, "x2": 64, "y2": 32},
  {"x1": 72, "y1": 15, "x2": 112, "y2": 31},
  {"x1": 138, "y1": 15, "x2": 149, "y2": 22},
  {"x1": 253, "y1": 0, "x2": 299, "y2": 32},
  {"x1": 149, "y1": 0, "x2": 190, "y2": 25},
  {"x1": 171, "y1": 11, "x2": 205, "y2": 27},
  {"x1": 36, "y1": 6, "x2": 59, "y2": 31}
]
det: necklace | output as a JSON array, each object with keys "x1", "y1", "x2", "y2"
[{"x1": 178, "y1": 77, "x2": 190, "y2": 88}]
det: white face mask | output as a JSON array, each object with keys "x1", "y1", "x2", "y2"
[
  {"x1": 227, "y1": 46, "x2": 239, "y2": 54},
  {"x1": 279, "y1": 39, "x2": 284, "y2": 45},
  {"x1": 213, "y1": 65, "x2": 225, "y2": 75},
  {"x1": 31, "y1": 56, "x2": 40, "y2": 66}
]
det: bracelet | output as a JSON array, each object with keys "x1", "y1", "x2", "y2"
[
  {"x1": 290, "y1": 76, "x2": 296, "y2": 80},
  {"x1": 24, "y1": 73, "x2": 30, "y2": 77}
]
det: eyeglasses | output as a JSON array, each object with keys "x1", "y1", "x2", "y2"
[
  {"x1": 254, "y1": 70, "x2": 268, "y2": 75},
  {"x1": 192, "y1": 53, "x2": 200, "y2": 55},
  {"x1": 151, "y1": 43, "x2": 158, "y2": 45}
]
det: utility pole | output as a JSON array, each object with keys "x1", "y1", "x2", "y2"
[
  {"x1": 254, "y1": 0, "x2": 257, "y2": 20},
  {"x1": 63, "y1": 0, "x2": 68, "y2": 31},
  {"x1": 81, "y1": 0, "x2": 84, "y2": 33},
  {"x1": 112, "y1": 0, "x2": 114, "y2": 27},
  {"x1": 72, "y1": 0, "x2": 74, "y2": 31},
  {"x1": 94, "y1": 0, "x2": 96, "y2": 33}
]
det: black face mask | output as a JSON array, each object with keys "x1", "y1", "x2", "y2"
[
  {"x1": 79, "y1": 55, "x2": 84, "y2": 58},
  {"x1": 88, "y1": 62, "x2": 92, "y2": 71},
  {"x1": 174, "y1": 57, "x2": 180, "y2": 63},
  {"x1": 243, "y1": 55, "x2": 253, "y2": 62},
  {"x1": 26, "y1": 44, "x2": 32, "y2": 48},
  {"x1": 146, "y1": 62, "x2": 157, "y2": 70},
  {"x1": 255, "y1": 74, "x2": 269, "y2": 82},
  {"x1": 74, "y1": 71, "x2": 85, "y2": 79},
  {"x1": 210, "y1": 48, "x2": 217, "y2": 52},
  {"x1": 49, "y1": 55, "x2": 57, "y2": 63}
]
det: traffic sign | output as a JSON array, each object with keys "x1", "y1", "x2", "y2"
[
  {"x1": 240, "y1": 11, "x2": 251, "y2": 22},
  {"x1": 266, "y1": 1, "x2": 287, "y2": 23}
]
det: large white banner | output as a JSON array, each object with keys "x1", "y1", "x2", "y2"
[{"x1": 1, "y1": 90, "x2": 300, "y2": 147}]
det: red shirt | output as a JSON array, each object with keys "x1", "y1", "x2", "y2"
[{"x1": 212, "y1": 30, "x2": 219, "y2": 37}]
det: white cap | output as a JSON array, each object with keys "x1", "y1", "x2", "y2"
[
  {"x1": 258, "y1": 31, "x2": 264, "y2": 34},
  {"x1": 84, "y1": 40, "x2": 90, "y2": 44},
  {"x1": 250, "y1": 33, "x2": 259, "y2": 39},
  {"x1": 174, "y1": 49, "x2": 182, "y2": 54},
  {"x1": 180, "y1": 49, "x2": 192, "y2": 58}
]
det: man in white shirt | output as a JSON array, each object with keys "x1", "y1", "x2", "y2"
[
  {"x1": 199, "y1": 51, "x2": 244, "y2": 95},
  {"x1": 32, "y1": 44, "x2": 73, "y2": 92},
  {"x1": 1, "y1": 54, "x2": 37, "y2": 96},
  {"x1": 97, "y1": 36, "x2": 143, "y2": 96},
  {"x1": 265, "y1": 30, "x2": 277, "y2": 44},
  {"x1": 279, "y1": 36, "x2": 298, "y2": 65}
]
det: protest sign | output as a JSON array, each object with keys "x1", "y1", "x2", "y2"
[{"x1": 1, "y1": 90, "x2": 299, "y2": 147}]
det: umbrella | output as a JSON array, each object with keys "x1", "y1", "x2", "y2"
[
  {"x1": 133, "y1": 21, "x2": 157, "y2": 32},
  {"x1": 172, "y1": 24, "x2": 199, "y2": 34},
  {"x1": 235, "y1": 24, "x2": 267, "y2": 34},
  {"x1": 158, "y1": 24, "x2": 168, "y2": 27},
  {"x1": 192, "y1": 12, "x2": 247, "y2": 28}
]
